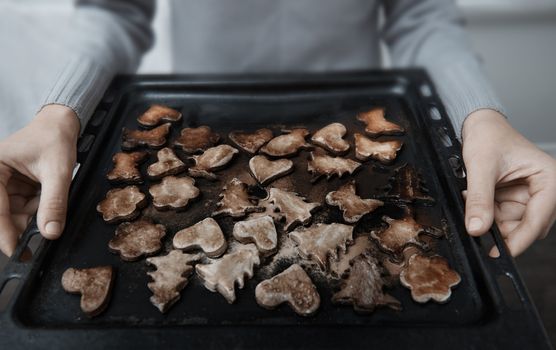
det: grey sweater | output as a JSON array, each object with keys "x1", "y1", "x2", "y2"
[{"x1": 42, "y1": 0, "x2": 505, "y2": 135}]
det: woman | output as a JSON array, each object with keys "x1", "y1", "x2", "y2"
[{"x1": 0, "y1": 0, "x2": 554, "y2": 257}]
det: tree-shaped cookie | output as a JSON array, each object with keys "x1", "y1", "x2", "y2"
[
  {"x1": 325, "y1": 180, "x2": 383, "y2": 223},
  {"x1": 188, "y1": 144, "x2": 239, "y2": 180},
  {"x1": 332, "y1": 252, "x2": 401, "y2": 313},
  {"x1": 122, "y1": 123, "x2": 171, "y2": 150},
  {"x1": 233, "y1": 215, "x2": 278, "y2": 256},
  {"x1": 195, "y1": 244, "x2": 260, "y2": 303},
  {"x1": 255, "y1": 264, "x2": 320, "y2": 317},
  {"x1": 107, "y1": 151, "x2": 148, "y2": 184},
  {"x1": 149, "y1": 176, "x2": 200, "y2": 210},
  {"x1": 229, "y1": 128, "x2": 273, "y2": 154},
  {"x1": 400, "y1": 254, "x2": 461, "y2": 303},
  {"x1": 108, "y1": 219, "x2": 166, "y2": 261},
  {"x1": 307, "y1": 152, "x2": 361, "y2": 182},
  {"x1": 146, "y1": 250, "x2": 202, "y2": 313},
  {"x1": 212, "y1": 178, "x2": 262, "y2": 218},
  {"x1": 260, "y1": 128, "x2": 312, "y2": 157},
  {"x1": 97, "y1": 186, "x2": 147, "y2": 223},
  {"x1": 356, "y1": 107, "x2": 404, "y2": 137},
  {"x1": 173, "y1": 217, "x2": 227, "y2": 258},
  {"x1": 384, "y1": 164, "x2": 434, "y2": 204},
  {"x1": 266, "y1": 188, "x2": 320, "y2": 231},
  {"x1": 147, "y1": 147, "x2": 187, "y2": 179},
  {"x1": 311, "y1": 122, "x2": 350, "y2": 155},
  {"x1": 61, "y1": 266, "x2": 114, "y2": 317},
  {"x1": 289, "y1": 223, "x2": 353, "y2": 270}
]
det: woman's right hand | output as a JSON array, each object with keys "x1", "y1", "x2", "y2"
[{"x1": 0, "y1": 105, "x2": 80, "y2": 256}]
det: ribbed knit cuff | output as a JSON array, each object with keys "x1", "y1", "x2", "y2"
[
  {"x1": 427, "y1": 59, "x2": 507, "y2": 139},
  {"x1": 40, "y1": 54, "x2": 115, "y2": 134}
]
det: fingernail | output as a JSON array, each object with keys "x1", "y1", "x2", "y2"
[
  {"x1": 468, "y1": 217, "x2": 483, "y2": 233},
  {"x1": 45, "y1": 221, "x2": 61, "y2": 237}
]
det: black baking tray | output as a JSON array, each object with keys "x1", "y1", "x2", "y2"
[{"x1": 0, "y1": 71, "x2": 551, "y2": 349}]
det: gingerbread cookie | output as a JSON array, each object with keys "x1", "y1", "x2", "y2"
[
  {"x1": 195, "y1": 244, "x2": 260, "y2": 303},
  {"x1": 96, "y1": 186, "x2": 147, "y2": 224},
  {"x1": 325, "y1": 180, "x2": 383, "y2": 223},
  {"x1": 354, "y1": 133, "x2": 403, "y2": 164},
  {"x1": 260, "y1": 128, "x2": 312, "y2": 157},
  {"x1": 173, "y1": 217, "x2": 227, "y2": 258},
  {"x1": 248, "y1": 155, "x2": 294, "y2": 186},
  {"x1": 148, "y1": 176, "x2": 200, "y2": 210},
  {"x1": 229, "y1": 128, "x2": 273, "y2": 154},
  {"x1": 356, "y1": 107, "x2": 404, "y2": 137},
  {"x1": 213, "y1": 178, "x2": 261, "y2": 218},
  {"x1": 137, "y1": 104, "x2": 182, "y2": 128},
  {"x1": 188, "y1": 144, "x2": 239, "y2": 180},
  {"x1": 311, "y1": 122, "x2": 350, "y2": 155},
  {"x1": 173, "y1": 126, "x2": 220, "y2": 153},
  {"x1": 255, "y1": 264, "x2": 320, "y2": 317},
  {"x1": 108, "y1": 219, "x2": 166, "y2": 261},
  {"x1": 307, "y1": 152, "x2": 361, "y2": 182},
  {"x1": 147, "y1": 147, "x2": 186, "y2": 179},
  {"x1": 61, "y1": 266, "x2": 114, "y2": 317},
  {"x1": 146, "y1": 250, "x2": 202, "y2": 313},
  {"x1": 233, "y1": 215, "x2": 278, "y2": 256},
  {"x1": 121, "y1": 123, "x2": 171, "y2": 150},
  {"x1": 107, "y1": 151, "x2": 148, "y2": 184}
]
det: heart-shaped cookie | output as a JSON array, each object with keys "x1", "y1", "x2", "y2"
[{"x1": 249, "y1": 155, "x2": 294, "y2": 185}]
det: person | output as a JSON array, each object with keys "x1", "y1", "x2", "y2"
[{"x1": 0, "y1": 0, "x2": 554, "y2": 258}]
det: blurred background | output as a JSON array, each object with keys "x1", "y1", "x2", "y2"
[{"x1": 0, "y1": 0, "x2": 555, "y2": 344}]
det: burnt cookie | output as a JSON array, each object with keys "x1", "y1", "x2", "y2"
[
  {"x1": 137, "y1": 104, "x2": 182, "y2": 128},
  {"x1": 212, "y1": 178, "x2": 262, "y2": 218},
  {"x1": 307, "y1": 152, "x2": 361, "y2": 182},
  {"x1": 61, "y1": 266, "x2": 114, "y2": 317},
  {"x1": 107, "y1": 151, "x2": 148, "y2": 184},
  {"x1": 330, "y1": 235, "x2": 374, "y2": 277},
  {"x1": 173, "y1": 126, "x2": 220, "y2": 153},
  {"x1": 108, "y1": 219, "x2": 166, "y2": 261},
  {"x1": 248, "y1": 155, "x2": 294, "y2": 186},
  {"x1": 289, "y1": 223, "x2": 353, "y2": 270},
  {"x1": 196, "y1": 244, "x2": 260, "y2": 303},
  {"x1": 311, "y1": 122, "x2": 350, "y2": 155},
  {"x1": 149, "y1": 176, "x2": 200, "y2": 211},
  {"x1": 370, "y1": 214, "x2": 442, "y2": 257},
  {"x1": 188, "y1": 144, "x2": 239, "y2": 180},
  {"x1": 122, "y1": 123, "x2": 171, "y2": 150},
  {"x1": 400, "y1": 254, "x2": 461, "y2": 303},
  {"x1": 173, "y1": 217, "x2": 227, "y2": 258},
  {"x1": 356, "y1": 107, "x2": 404, "y2": 137},
  {"x1": 146, "y1": 250, "x2": 202, "y2": 313},
  {"x1": 96, "y1": 186, "x2": 147, "y2": 224},
  {"x1": 255, "y1": 264, "x2": 320, "y2": 317},
  {"x1": 229, "y1": 128, "x2": 273, "y2": 154},
  {"x1": 147, "y1": 147, "x2": 187, "y2": 179},
  {"x1": 332, "y1": 252, "x2": 401, "y2": 313},
  {"x1": 260, "y1": 128, "x2": 312, "y2": 157},
  {"x1": 325, "y1": 180, "x2": 383, "y2": 223},
  {"x1": 265, "y1": 188, "x2": 320, "y2": 231},
  {"x1": 384, "y1": 164, "x2": 434, "y2": 204},
  {"x1": 233, "y1": 215, "x2": 278, "y2": 256},
  {"x1": 354, "y1": 133, "x2": 403, "y2": 164}
]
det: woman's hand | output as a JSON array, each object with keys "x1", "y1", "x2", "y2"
[
  {"x1": 0, "y1": 105, "x2": 79, "y2": 256},
  {"x1": 462, "y1": 109, "x2": 556, "y2": 256}
]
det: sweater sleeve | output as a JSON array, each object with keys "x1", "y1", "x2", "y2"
[
  {"x1": 381, "y1": 0, "x2": 506, "y2": 136},
  {"x1": 40, "y1": 0, "x2": 155, "y2": 132}
]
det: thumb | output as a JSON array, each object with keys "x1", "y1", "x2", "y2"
[
  {"x1": 37, "y1": 166, "x2": 72, "y2": 240},
  {"x1": 464, "y1": 155, "x2": 497, "y2": 236}
]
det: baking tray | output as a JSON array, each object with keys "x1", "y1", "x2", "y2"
[{"x1": 0, "y1": 71, "x2": 551, "y2": 349}]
